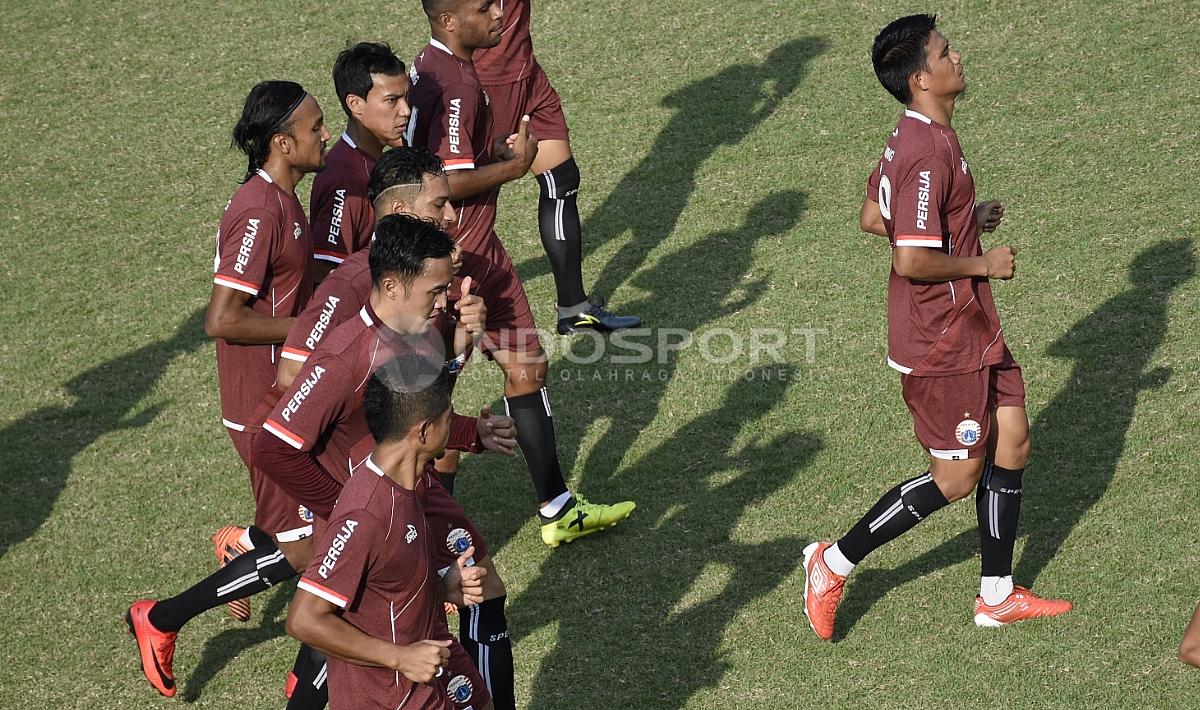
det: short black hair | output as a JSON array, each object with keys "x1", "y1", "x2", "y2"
[
  {"x1": 872, "y1": 14, "x2": 938, "y2": 104},
  {"x1": 421, "y1": 0, "x2": 458, "y2": 20},
  {"x1": 368, "y1": 213, "x2": 454, "y2": 288},
  {"x1": 332, "y1": 42, "x2": 407, "y2": 117},
  {"x1": 231, "y1": 80, "x2": 308, "y2": 183},
  {"x1": 367, "y1": 146, "x2": 445, "y2": 202},
  {"x1": 364, "y1": 355, "x2": 452, "y2": 443}
]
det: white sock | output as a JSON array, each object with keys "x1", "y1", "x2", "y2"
[
  {"x1": 980, "y1": 575, "x2": 1014, "y2": 606},
  {"x1": 539, "y1": 491, "x2": 574, "y2": 518},
  {"x1": 238, "y1": 528, "x2": 255, "y2": 550},
  {"x1": 823, "y1": 542, "x2": 856, "y2": 577}
]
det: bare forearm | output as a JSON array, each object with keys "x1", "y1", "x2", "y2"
[
  {"x1": 446, "y1": 162, "x2": 519, "y2": 200},
  {"x1": 893, "y1": 246, "x2": 987, "y2": 282},
  {"x1": 287, "y1": 604, "x2": 398, "y2": 669},
  {"x1": 207, "y1": 307, "x2": 294, "y2": 344}
]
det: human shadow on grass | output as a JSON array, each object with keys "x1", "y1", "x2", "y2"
[
  {"x1": 180, "y1": 582, "x2": 293, "y2": 702},
  {"x1": 834, "y1": 239, "x2": 1195, "y2": 639},
  {"x1": 504, "y1": 366, "x2": 822, "y2": 709},
  {"x1": 512, "y1": 36, "x2": 827, "y2": 301},
  {"x1": 0, "y1": 308, "x2": 207, "y2": 559}
]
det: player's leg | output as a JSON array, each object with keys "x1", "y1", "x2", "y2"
[
  {"x1": 459, "y1": 556, "x2": 514, "y2": 710},
  {"x1": 436, "y1": 449, "x2": 461, "y2": 496},
  {"x1": 284, "y1": 643, "x2": 329, "y2": 709},
  {"x1": 1180, "y1": 602, "x2": 1200, "y2": 667}
]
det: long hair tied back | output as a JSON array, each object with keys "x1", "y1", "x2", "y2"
[{"x1": 231, "y1": 80, "x2": 308, "y2": 183}]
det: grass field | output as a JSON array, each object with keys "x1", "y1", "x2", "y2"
[{"x1": 2, "y1": 0, "x2": 1199, "y2": 707}]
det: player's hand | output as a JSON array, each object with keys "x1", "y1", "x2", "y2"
[
  {"x1": 441, "y1": 545, "x2": 487, "y2": 607},
  {"x1": 504, "y1": 115, "x2": 538, "y2": 178},
  {"x1": 476, "y1": 406, "x2": 517, "y2": 456},
  {"x1": 453, "y1": 276, "x2": 486, "y2": 357},
  {"x1": 393, "y1": 639, "x2": 452, "y2": 683},
  {"x1": 975, "y1": 200, "x2": 1005, "y2": 233},
  {"x1": 983, "y1": 246, "x2": 1016, "y2": 280}
]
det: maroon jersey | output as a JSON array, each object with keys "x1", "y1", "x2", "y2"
[
  {"x1": 297, "y1": 460, "x2": 461, "y2": 710},
  {"x1": 264, "y1": 304, "x2": 480, "y2": 483},
  {"x1": 282, "y1": 250, "x2": 373, "y2": 364},
  {"x1": 473, "y1": 0, "x2": 536, "y2": 85},
  {"x1": 309, "y1": 134, "x2": 377, "y2": 266},
  {"x1": 407, "y1": 40, "x2": 506, "y2": 284},
  {"x1": 212, "y1": 170, "x2": 314, "y2": 430},
  {"x1": 865, "y1": 109, "x2": 1005, "y2": 376}
]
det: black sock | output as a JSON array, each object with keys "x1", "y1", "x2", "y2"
[
  {"x1": 437, "y1": 471, "x2": 457, "y2": 497},
  {"x1": 837, "y1": 472, "x2": 949, "y2": 564},
  {"x1": 536, "y1": 157, "x2": 587, "y2": 308},
  {"x1": 285, "y1": 644, "x2": 328, "y2": 710},
  {"x1": 148, "y1": 527, "x2": 297, "y2": 632},
  {"x1": 504, "y1": 389, "x2": 569, "y2": 504},
  {"x1": 459, "y1": 596, "x2": 515, "y2": 710},
  {"x1": 976, "y1": 462, "x2": 1024, "y2": 577}
]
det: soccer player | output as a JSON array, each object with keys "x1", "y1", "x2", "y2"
[
  {"x1": 287, "y1": 358, "x2": 495, "y2": 710},
  {"x1": 255, "y1": 214, "x2": 518, "y2": 709},
  {"x1": 409, "y1": 0, "x2": 636, "y2": 547},
  {"x1": 472, "y1": 0, "x2": 640, "y2": 334},
  {"x1": 1182, "y1": 603, "x2": 1200, "y2": 668},
  {"x1": 125, "y1": 80, "x2": 329, "y2": 698},
  {"x1": 801, "y1": 15, "x2": 1072, "y2": 640},
  {"x1": 309, "y1": 42, "x2": 412, "y2": 281}
]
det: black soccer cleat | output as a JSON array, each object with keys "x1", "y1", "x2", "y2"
[{"x1": 556, "y1": 298, "x2": 641, "y2": 334}]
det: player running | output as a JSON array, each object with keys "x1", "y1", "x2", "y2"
[
  {"x1": 125, "y1": 80, "x2": 329, "y2": 697},
  {"x1": 287, "y1": 357, "x2": 495, "y2": 710},
  {"x1": 472, "y1": 0, "x2": 639, "y2": 334},
  {"x1": 802, "y1": 14, "x2": 1072, "y2": 641},
  {"x1": 409, "y1": 0, "x2": 636, "y2": 548},
  {"x1": 309, "y1": 42, "x2": 411, "y2": 281}
]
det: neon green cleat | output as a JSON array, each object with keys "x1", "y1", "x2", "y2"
[{"x1": 540, "y1": 495, "x2": 635, "y2": 547}]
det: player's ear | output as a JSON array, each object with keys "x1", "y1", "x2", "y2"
[
  {"x1": 273, "y1": 132, "x2": 292, "y2": 157},
  {"x1": 346, "y1": 93, "x2": 366, "y2": 119},
  {"x1": 418, "y1": 419, "x2": 431, "y2": 444}
]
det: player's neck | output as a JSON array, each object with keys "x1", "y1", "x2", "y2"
[
  {"x1": 345, "y1": 120, "x2": 386, "y2": 160},
  {"x1": 907, "y1": 96, "x2": 955, "y2": 127},
  {"x1": 370, "y1": 443, "x2": 427, "y2": 490},
  {"x1": 432, "y1": 31, "x2": 475, "y2": 63},
  {"x1": 368, "y1": 289, "x2": 428, "y2": 336},
  {"x1": 260, "y1": 157, "x2": 303, "y2": 195}
]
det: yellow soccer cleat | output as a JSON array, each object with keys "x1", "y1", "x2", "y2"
[{"x1": 540, "y1": 495, "x2": 635, "y2": 547}]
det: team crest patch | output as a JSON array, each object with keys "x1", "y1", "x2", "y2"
[
  {"x1": 446, "y1": 527, "x2": 472, "y2": 556},
  {"x1": 448, "y1": 675, "x2": 473, "y2": 703},
  {"x1": 298, "y1": 506, "x2": 314, "y2": 523},
  {"x1": 955, "y1": 419, "x2": 982, "y2": 446}
]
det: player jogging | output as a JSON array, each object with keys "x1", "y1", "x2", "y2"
[
  {"x1": 309, "y1": 42, "x2": 412, "y2": 281},
  {"x1": 802, "y1": 15, "x2": 1072, "y2": 641},
  {"x1": 473, "y1": 0, "x2": 639, "y2": 334},
  {"x1": 407, "y1": 0, "x2": 636, "y2": 547},
  {"x1": 287, "y1": 357, "x2": 495, "y2": 710},
  {"x1": 125, "y1": 80, "x2": 329, "y2": 698}
]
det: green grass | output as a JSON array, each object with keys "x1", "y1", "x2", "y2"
[{"x1": 2, "y1": 0, "x2": 1199, "y2": 707}]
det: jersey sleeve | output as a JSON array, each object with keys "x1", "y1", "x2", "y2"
[
  {"x1": 262, "y1": 352, "x2": 354, "y2": 452},
  {"x1": 310, "y1": 183, "x2": 374, "y2": 264},
  {"x1": 298, "y1": 510, "x2": 383, "y2": 609},
  {"x1": 282, "y1": 275, "x2": 358, "y2": 363},
  {"x1": 447, "y1": 412, "x2": 483, "y2": 453},
  {"x1": 890, "y1": 152, "x2": 952, "y2": 249},
  {"x1": 419, "y1": 82, "x2": 482, "y2": 171},
  {"x1": 214, "y1": 205, "x2": 281, "y2": 296}
]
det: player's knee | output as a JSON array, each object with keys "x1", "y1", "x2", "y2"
[
  {"x1": 535, "y1": 156, "x2": 579, "y2": 200},
  {"x1": 931, "y1": 460, "x2": 986, "y2": 502},
  {"x1": 278, "y1": 538, "x2": 314, "y2": 575},
  {"x1": 1181, "y1": 639, "x2": 1200, "y2": 668}
]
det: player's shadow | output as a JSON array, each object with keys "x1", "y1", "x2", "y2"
[
  {"x1": 504, "y1": 366, "x2": 822, "y2": 709},
  {"x1": 0, "y1": 308, "x2": 207, "y2": 559},
  {"x1": 181, "y1": 582, "x2": 294, "y2": 702},
  {"x1": 512, "y1": 36, "x2": 828, "y2": 300},
  {"x1": 835, "y1": 238, "x2": 1195, "y2": 639}
]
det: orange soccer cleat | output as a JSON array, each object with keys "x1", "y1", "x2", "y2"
[
  {"x1": 212, "y1": 525, "x2": 252, "y2": 622},
  {"x1": 125, "y1": 600, "x2": 178, "y2": 697},
  {"x1": 973, "y1": 586, "x2": 1073, "y2": 627},
  {"x1": 802, "y1": 541, "x2": 847, "y2": 641}
]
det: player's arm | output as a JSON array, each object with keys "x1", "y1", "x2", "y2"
[
  {"x1": 443, "y1": 117, "x2": 537, "y2": 200},
  {"x1": 205, "y1": 284, "x2": 295, "y2": 343},
  {"x1": 859, "y1": 196, "x2": 887, "y2": 237},
  {"x1": 1181, "y1": 602, "x2": 1200, "y2": 668},
  {"x1": 892, "y1": 245, "x2": 1015, "y2": 282}
]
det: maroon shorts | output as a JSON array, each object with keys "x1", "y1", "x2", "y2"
[
  {"x1": 900, "y1": 347, "x2": 1025, "y2": 461},
  {"x1": 440, "y1": 625, "x2": 492, "y2": 708},
  {"x1": 484, "y1": 61, "x2": 570, "y2": 141},
  {"x1": 227, "y1": 427, "x2": 314, "y2": 543},
  {"x1": 454, "y1": 248, "x2": 542, "y2": 357},
  {"x1": 422, "y1": 470, "x2": 490, "y2": 569}
]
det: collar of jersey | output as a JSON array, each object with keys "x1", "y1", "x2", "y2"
[
  {"x1": 256, "y1": 168, "x2": 274, "y2": 183},
  {"x1": 364, "y1": 456, "x2": 386, "y2": 477},
  {"x1": 429, "y1": 38, "x2": 453, "y2": 56},
  {"x1": 341, "y1": 131, "x2": 358, "y2": 150},
  {"x1": 359, "y1": 304, "x2": 380, "y2": 328},
  {"x1": 904, "y1": 109, "x2": 933, "y2": 124}
]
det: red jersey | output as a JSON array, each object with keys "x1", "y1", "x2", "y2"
[
  {"x1": 473, "y1": 0, "x2": 536, "y2": 85},
  {"x1": 297, "y1": 459, "x2": 461, "y2": 710},
  {"x1": 866, "y1": 109, "x2": 1005, "y2": 376},
  {"x1": 407, "y1": 40, "x2": 506, "y2": 284},
  {"x1": 308, "y1": 134, "x2": 377, "y2": 266},
  {"x1": 212, "y1": 170, "x2": 313, "y2": 430},
  {"x1": 263, "y1": 304, "x2": 480, "y2": 483},
  {"x1": 282, "y1": 250, "x2": 373, "y2": 365}
]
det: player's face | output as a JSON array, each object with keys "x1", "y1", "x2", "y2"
[
  {"x1": 409, "y1": 174, "x2": 457, "y2": 231},
  {"x1": 921, "y1": 31, "x2": 965, "y2": 97},
  {"x1": 454, "y1": 0, "x2": 503, "y2": 50},
  {"x1": 422, "y1": 406, "x2": 453, "y2": 457},
  {"x1": 393, "y1": 256, "x2": 454, "y2": 334},
  {"x1": 285, "y1": 96, "x2": 331, "y2": 173},
  {"x1": 358, "y1": 73, "x2": 412, "y2": 148}
]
